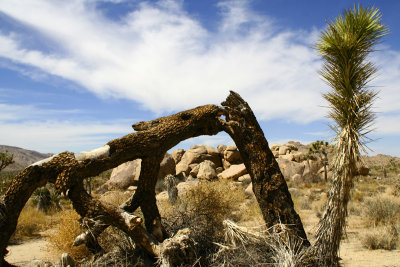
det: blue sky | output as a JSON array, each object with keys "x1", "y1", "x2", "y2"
[{"x1": 0, "y1": 0, "x2": 399, "y2": 156}]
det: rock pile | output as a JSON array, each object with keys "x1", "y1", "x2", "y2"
[{"x1": 104, "y1": 141, "x2": 337, "y2": 192}]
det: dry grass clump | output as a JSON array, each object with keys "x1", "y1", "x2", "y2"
[
  {"x1": 363, "y1": 197, "x2": 400, "y2": 227},
  {"x1": 10, "y1": 204, "x2": 48, "y2": 243},
  {"x1": 392, "y1": 183, "x2": 400, "y2": 197},
  {"x1": 159, "y1": 180, "x2": 248, "y2": 264},
  {"x1": 211, "y1": 220, "x2": 312, "y2": 266},
  {"x1": 162, "y1": 180, "x2": 246, "y2": 238},
  {"x1": 359, "y1": 195, "x2": 400, "y2": 250},
  {"x1": 361, "y1": 225, "x2": 399, "y2": 250},
  {"x1": 48, "y1": 209, "x2": 90, "y2": 260}
]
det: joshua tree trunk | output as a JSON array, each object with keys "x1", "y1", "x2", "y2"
[{"x1": 0, "y1": 92, "x2": 308, "y2": 266}]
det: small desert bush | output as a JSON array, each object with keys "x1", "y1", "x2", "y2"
[
  {"x1": 363, "y1": 197, "x2": 400, "y2": 227},
  {"x1": 300, "y1": 198, "x2": 312, "y2": 210},
  {"x1": 351, "y1": 190, "x2": 364, "y2": 202},
  {"x1": 160, "y1": 180, "x2": 247, "y2": 262},
  {"x1": 357, "y1": 182, "x2": 379, "y2": 197},
  {"x1": 10, "y1": 204, "x2": 48, "y2": 243},
  {"x1": 48, "y1": 209, "x2": 90, "y2": 259},
  {"x1": 361, "y1": 225, "x2": 399, "y2": 250},
  {"x1": 211, "y1": 220, "x2": 312, "y2": 266},
  {"x1": 392, "y1": 183, "x2": 400, "y2": 197},
  {"x1": 0, "y1": 171, "x2": 17, "y2": 195}
]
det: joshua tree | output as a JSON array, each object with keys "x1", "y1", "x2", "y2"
[
  {"x1": 306, "y1": 140, "x2": 330, "y2": 182},
  {"x1": 0, "y1": 151, "x2": 14, "y2": 172},
  {"x1": 312, "y1": 5, "x2": 388, "y2": 265}
]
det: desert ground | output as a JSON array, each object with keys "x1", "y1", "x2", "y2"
[{"x1": 2, "y1": 143, "x2": 400, "y2": 266}]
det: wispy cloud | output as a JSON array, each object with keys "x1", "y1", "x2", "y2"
[
  {"x1": 375, "y1": 115, "x2": 400, "y2": 135},
  {"x1": 0, "y1": 102, "x2": 132, "y2": 153},
  {"x1": 0, "y1": 0, "x2": 327, "y2": 123},
  {"x1": 0, "y1": 0, "x2": 399, "y2": 155},
  {"x1": 0, "y1": 119, "x2": 132, "y2": 153}
]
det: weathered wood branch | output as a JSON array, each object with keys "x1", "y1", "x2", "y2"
[
  {"x1": 0, "y1": 92, "x2": 309, "y2": 266},
  {"x1": 0, "y1": 104, "x2": 223, "y2": 264},
  {"x1": 221, "y1": 91, "x2": 309, "y2": 245}
]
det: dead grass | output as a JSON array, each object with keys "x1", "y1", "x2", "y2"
[
  {"x1": 361, "y1": 225, "x2": 399, "y2": 250},
  {"x1": 48, "y1": 209, "x2": 90, "y2": 260},
  {"x1": 10, "y1": 205, "x2": 49, "y2": 243},
  {"x1": 363, "y1": 197, "x2": 400, "y2": 227},
  {"x1": 159, "y1": 179, "x2": 250, "y2": 265}
]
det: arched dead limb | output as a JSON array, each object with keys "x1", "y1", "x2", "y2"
[
  {"x1": 221, "y1": 91, "x2": 310, "y2": 246},
  {"x1": 1, "y1": 92, "x2": 309, "y2": 265},
  {"x1": 0, "y1": 104, "x2": 223, "y2": 264}
]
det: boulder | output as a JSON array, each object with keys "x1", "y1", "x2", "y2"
[
  {"x1": 176, "y1": 145, "x2": 221, "y2": 175},
  {"x1": 158, "y1": 153, "x2": 176, "y2": 180},
  {"x1": 171, "y1": 149, "x2": 185, "y2": 165},
  {"x1": 197, "y1": 160, "x2": 217, "y2": 180},
  {"x1": 176, "y1": 179, "x2": 199, "y2": 195},
  {"x1": 217, "y1": 144, "x2": 227, "y2": 154},
  {"x1": 279, "y1": 146, "x2": 290, "y2": 155},
  {"x1": 238, "y1": 174, "x2": 252, "y2": 185},
  {"x1": 270, "y1": 144, "x2": 281, "y2": 151},
  {"x1": 276, "y1": 158, "x2": 305, "y2": 180},
  {"x1": 204, "y1": 145, "x2": 220, "y2": 157},
  {"x1": 218, "y1": 164, "x2": 247, "y2": 180},
  {"x1": 245, "y1": 182, "x2": 254, "y2": 197},
  {"x1": 292, "y1": 152, "x2": 305, "y2": 163},
  {"x1": 216, "y1": 167, "x2": 224, "y2": 174},
  {"x1": 105, "y1": 159, "x2": 142, "y2": 190},
  {"x1": 222, "y1": 158, "x2": 231, "y2": 170},
  {"x1": 280, "y1": 154, "x2": 295, "y2": 161},
  {"x1": 273, "y1": 150, "x2": 280, "y2": 158},
  {"x1": 104, "y1": 153, "x2": 175, "y2": 190},
  {"x1": 224, "y1": 149, "x2": 241, "y2": 163},
  {"x1": 189, "y1": 164, "x2": 200, "y2": 177},
  {"x1": 285, "y1": 143, "x2": 298, "y2": 151},
  {"x1": 226, "y1": 145, "x2": 237, "y2": 151}
]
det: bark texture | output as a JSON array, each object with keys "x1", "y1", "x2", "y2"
[
  {"x1": 0, "y1": 92, "x2": 308, "y2": 266},
  {"x1": 221, "y1": 91, "x2": 309, "y2": 245}
]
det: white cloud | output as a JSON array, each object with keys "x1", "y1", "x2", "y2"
[
  {"x1": 0, "y1": 102, "x2": 132, "y2": 153},
  {"x1": 0, "y1": 0, "x2": 398, "y2": 127},
  {"x1": 375, "y1": 115, "x2": 400, "y2": 135},
  {"x1": 0, "y1": 0, "x2": 329, "y2": 123},
  {"x1": 0, "y1": 119, "x2": 132, "y2": 153}
]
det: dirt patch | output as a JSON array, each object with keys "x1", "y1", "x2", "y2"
[{"x1": 6, "y1": 238, "x2": 59, "y2": 266}]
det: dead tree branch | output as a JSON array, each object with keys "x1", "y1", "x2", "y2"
[{"x1": 0, "y1": 92, "x2": 308, "y2": 266}]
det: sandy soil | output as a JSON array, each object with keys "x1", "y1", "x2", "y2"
[
  {"x1": 7, "y1": 234, "x2": 400, "y2": 267},
  {"x1": 6, "y1": 238, "x2": 59, "y2": 266},
  {"x1": 340, "y1": 239, "x2": 400, "y2": 267}
]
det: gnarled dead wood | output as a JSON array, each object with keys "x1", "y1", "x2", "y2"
[
  {"x1": 0, "y1": 92, "x2": 309, "y2": 266},
  {"x1": 220, "y1": 91, "x2": 309, "y2": 245}
]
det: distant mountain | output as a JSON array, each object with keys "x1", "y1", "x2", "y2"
[{"x1": 0, "y1": 145, "x2": 52, "y2": 172}]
